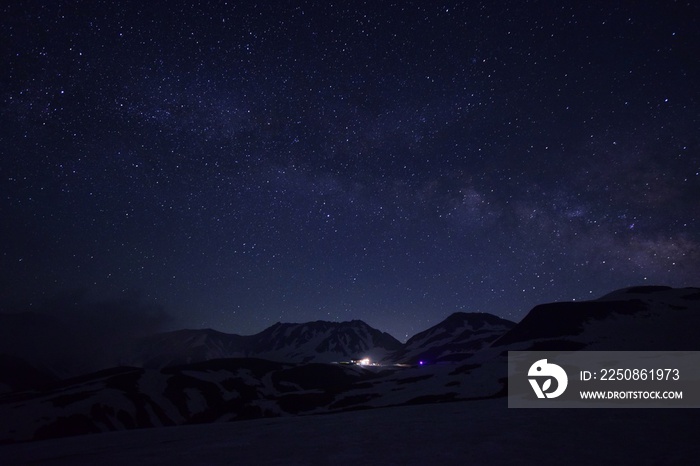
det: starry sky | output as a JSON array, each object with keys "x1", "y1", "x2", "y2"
[{"x1": 1, "y1": 1, "x2": 698, "y2": 342}]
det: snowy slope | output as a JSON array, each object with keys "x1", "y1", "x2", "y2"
[
  {"x1": 1, "y1": 398, "x2": 697, "y2": 466},
  {"x1": 489, "y1": 286, "x2": 700, "y2": 353},
  {"x1": 0, "y1": 356, "x2": 506, "y2": 444}
]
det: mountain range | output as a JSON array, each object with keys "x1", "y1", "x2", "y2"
[
  {"x1": 128, "y1": 313, "x2": 514, "y2": 370},
  {"x1": 1, "y1": 285, "x2": 698, "y2": 444},
  {"x1": 0, "y1": 311, "x2": 513, "y2": 384},
  {"x1": 128, "y1": 319, "x2": 405, "y2": 368}
]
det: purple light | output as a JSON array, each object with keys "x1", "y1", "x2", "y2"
[{"x1": 419, "y1": 360, "x2": 424, "y2": 365}]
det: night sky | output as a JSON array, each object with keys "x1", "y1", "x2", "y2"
[{"x1": 1, "y1": 1, "x2": 698, "y2": 342}]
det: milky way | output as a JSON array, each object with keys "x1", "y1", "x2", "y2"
[{"x1": 1, "y1": 1, "x2": 698, "y2": 341}]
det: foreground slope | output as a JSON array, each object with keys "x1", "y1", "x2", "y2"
[
  {"x1": 0, "y1": 356, "x2": 504, "y2": 444},
  {"x1": 1, "y1": 398, "x2": 698, "y2": 466}
]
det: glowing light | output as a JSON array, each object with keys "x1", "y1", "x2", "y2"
[
  {"x1": 419, "y1": 360, "x2": 424, "y2": 365},
  {"x1": 358, "y1": 358, "x2": 370, "y2": 366}
]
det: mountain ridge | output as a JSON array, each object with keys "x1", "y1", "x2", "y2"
[
  {"x1": 128, "y1": 318, "x2": 406, "y2": 368},
  {"x1": 3, "y1": 285, "x2": 698, "y2": 381},
  {"x1": 2, "y1": 285, "x2": 699, "y2": 444}
]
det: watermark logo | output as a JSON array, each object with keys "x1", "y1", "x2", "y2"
[{"x1": 528, "y1": 358, "x2": 568, "y2": 398}]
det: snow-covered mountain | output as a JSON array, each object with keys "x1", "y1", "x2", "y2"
[
  {"x1": 0, "y1": 310, "x2": 510, "y2": 378},
  {"x1": 3, "y1": 285, "x2": 699, "y2": 445},
  {"x1": 129, "y1": 320, "x2": 403, "y2": 368},
  {"x1": 249, "y1": 320, "x2": 403, "y2": 363},
  {"x1": 385, "y1": 312, "x2": 515, "y2": 364}
]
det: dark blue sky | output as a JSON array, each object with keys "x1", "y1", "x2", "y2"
[{"x1": 1, "y1": 1, "x2": 698, "y2": 341}]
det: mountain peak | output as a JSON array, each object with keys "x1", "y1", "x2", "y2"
[{"x1": 385, "y1": 311, "x2": 515, "y2": 365}]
